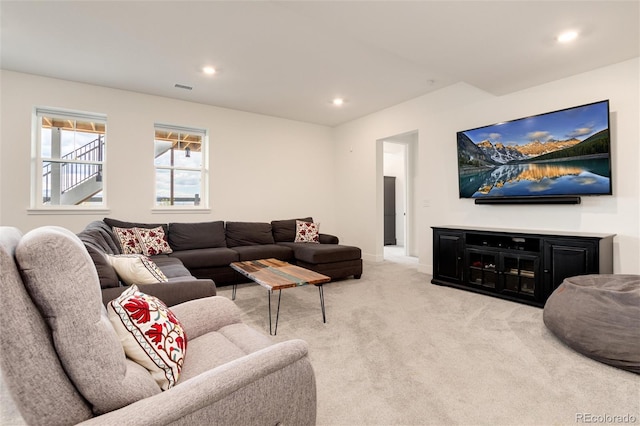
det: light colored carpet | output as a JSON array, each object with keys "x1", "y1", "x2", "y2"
[
  {"x1": 384, "y1": 245, "x2": 419, "y2": 265},
  {"x1": 221, "y1": 260, "x2": 639, "y2": 425},
  {"x1": 2, "y1": 260, "x2": 638, "y2": 425}
]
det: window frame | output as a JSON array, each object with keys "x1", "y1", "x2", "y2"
[
  {"x1": 152, "y1": 123, "x2": 209, "y2": 212},
  {"x1": 30, "y1": 107, "x2": 109, "y2": 213}
]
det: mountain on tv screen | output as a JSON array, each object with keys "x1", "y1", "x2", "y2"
[{"x1": 457, "y1": 100, "x2": 612, "y2": 199}]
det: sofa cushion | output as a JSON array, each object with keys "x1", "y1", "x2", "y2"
[
  {"x1": 168, "y1": 221, "x2": 227, "y2": 250},
  {"x1": 15, "y1": 226, "x2": 161, "y2": 414},
  {"x1": 108, "y1": 285, "x2": 187, "y2": 390},
  {"x1": 232, "y1": 244, "x2": 294, "y2": 262},
  {"x1": 271, "y1": 217, "x2": 313, "y2": 243},
  {"x1": 101, "y1": 280, "x2": 217, "y2": 308},
  {"x1": 104, "y1": 217, "x2": 169, "y2": 234},
  {"x1": 295, "y1": 220, "x2": 320, "y2": 243},
  {"x1": 0, "y1": 227, "x2": 94, "y2": 425},
  {"x1": 152, "y1": 255, "x2": 197, "y2": 278},
  {"x1": 108, "y1": 254, "x2": 169, "y2": 285},
  {"x1": 134, "y1": 226, "x2": 173, "y2": 255},
  {"x1": 84, "y1": 242, "x2": 121, "y2": 289},
  {"x1": 78, "y1": 221, "x2": 122, "y2": 254},
  {"x1": 78, "y1": 221, "x2": 123, "y2": 289},
  {"x1": 296, "y1": 258, "x2": 363, "y2": 280},
  {"x1": 319, "y1": 233, "x2": 339, "y2": 244},
  {"x1": 278, "y1": 242, "x2": 361, "y2": 264},
  {"x1": 170, "y1": 247, "x2": 239, "y2": 269},
  {"x1": 178, "y1": 323, "x2": 273, "y2": 383},
  {"x1": 226, "y1": 222, "x2": 275, "y2": 247}
]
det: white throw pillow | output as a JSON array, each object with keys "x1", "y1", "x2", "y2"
[{"x1": 108, "y1": 254, "x2": 168, "y2": 285}]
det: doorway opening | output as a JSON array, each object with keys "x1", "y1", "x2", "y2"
[{"x1": 381, "y1": 131, "x2": 418, "y2": 265}]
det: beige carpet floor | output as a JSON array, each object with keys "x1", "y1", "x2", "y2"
[
  {"x1": 219, "y1": 260, "x2": 639, "y2": 425},
  {"x1": 2, "y1": 260, "x2": 638, "y2": 425}
]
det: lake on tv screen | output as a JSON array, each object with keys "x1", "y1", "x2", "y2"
[{"x1": 459, "y1": 158, "x2": 611, "y2": 198}]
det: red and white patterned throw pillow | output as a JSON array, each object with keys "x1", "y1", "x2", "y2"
[
  {"x1": 113, "y1": 227, "x2": 143, "y2": 254},
  {"x1": 134, "y1": 226, "x2": 173, "y2": 256},
  {"x1": 107, "y1": 285, "x2": 187, "y2": 390},
  {"x1": 295, "y1": 220, "x2": 320, "y2": 243}
]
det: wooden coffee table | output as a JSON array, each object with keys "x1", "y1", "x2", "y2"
[{"x1": 229, "y1": 258, "x2": 331, "y2": 335}]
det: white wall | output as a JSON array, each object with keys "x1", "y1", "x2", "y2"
[
  {"x1": 3, "y1": 59, "x2": 638, "y2": 274},
  {"x1": 333, "y1": 58, "x2": 640, "y2": 274},
  {"x1": 0, "y1": 71, "x2": 338, "y2": 234}
]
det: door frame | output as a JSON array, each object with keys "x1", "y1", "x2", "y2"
[{"x1": 378, "y1": 130, "x2": 418, "y2": 259}]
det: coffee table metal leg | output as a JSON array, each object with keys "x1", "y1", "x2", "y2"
[
  {"x1": 232, "y1": 284, "x2": 237, "y2": 300},
  {"x1": 268, "y1": 289, "x2": 283, "y2": 335},
  {"x1": 318, "y1": 284, "x2": 326, "y2": 323}
]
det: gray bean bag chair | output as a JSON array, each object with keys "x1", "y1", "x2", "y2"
[{"x1": 543, "y1": 274, "x2": 640, "y2": 374}]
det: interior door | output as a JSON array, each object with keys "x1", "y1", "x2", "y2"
[{"x1": 384, "y1": 176, "x2": 396, "y2": 245}]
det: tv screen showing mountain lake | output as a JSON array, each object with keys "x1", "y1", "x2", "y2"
[{"x1": 457, "y1": 101, "x2": 611, "y2": 198}]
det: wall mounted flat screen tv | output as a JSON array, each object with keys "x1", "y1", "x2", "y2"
[{"x1": 457, "y1": 100, "x2": 612, "y2": 202}]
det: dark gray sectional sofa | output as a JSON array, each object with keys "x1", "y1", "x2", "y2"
[{"x1": 78, "y1": 217, "x2": 362, "y2": 305}]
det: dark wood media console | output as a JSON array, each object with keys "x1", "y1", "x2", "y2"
[{"x1": 431, "y1": 226, "x2": 615, "y2": 307}]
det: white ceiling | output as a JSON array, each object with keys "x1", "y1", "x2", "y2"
[{"x1": 1, "y1": 1, "x2": 638, "y2": 127}]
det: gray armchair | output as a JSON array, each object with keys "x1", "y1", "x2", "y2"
[{"x1": 0, "y1": 226, "x2": 316, "y2": 425}]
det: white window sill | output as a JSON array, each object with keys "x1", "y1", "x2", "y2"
[
  {"x1": 27, "y1": 208, "x2": 111, "y2": 215},
  {"x1": 151, "y1": 208, "x2": 211, "y2": 214}
]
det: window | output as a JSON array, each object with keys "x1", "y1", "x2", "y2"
[
  {"x1": 33, "y1": 108, "x2": 106, "y2": 208},
  {"x1": 154, "y1": 124, "x2": 207, "y2": 208}
]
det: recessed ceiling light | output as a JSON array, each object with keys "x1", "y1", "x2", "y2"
[
  {"x1": 557, "y1": 31, "x2": 578, "y2": 43},
  {"x1": 332, "y1": 98, "x2": 345, "y2": 106},
  {"x1": 202, "y1": 66, "x2": 216, "y2": 75}
]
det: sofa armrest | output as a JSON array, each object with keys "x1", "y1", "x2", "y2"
[
  {"x1": 101, "y1": 279, "x2": 216, "y2": 307},
  {"x1": 78, "y1": 339, "x2": 316, "y2": 426},
  {"x1": 319, "y1": 233, "x2": 339, "y2": 244},
  {"x1": 170, "y1": 296, "x2": 242, "y2": 340}
]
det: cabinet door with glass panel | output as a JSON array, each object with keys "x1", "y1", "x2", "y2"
[
  {"x1": 499, "y1": 253, "x2": 541, "y2": 302},
  {"x1": 465, "y1": 248, "x2": 499, "y2": 290}
]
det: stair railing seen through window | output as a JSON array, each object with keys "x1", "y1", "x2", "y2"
[{"x1": 34, "y1": 108, "x2": 106, "y2": 207}]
